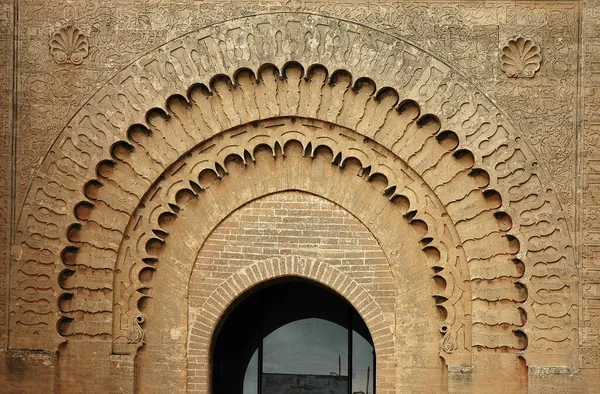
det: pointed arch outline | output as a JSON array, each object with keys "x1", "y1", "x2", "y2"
[{"x1": 10, "y1": 14, "x2": 576, "y2": 368}]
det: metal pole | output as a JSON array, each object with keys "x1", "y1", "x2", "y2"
[
  {"x1": 348, "y1": 305, "x2": 353, "y2": 394},
  {"x1": 258, "y1": 293, "x2": 264, "y2": 394}
]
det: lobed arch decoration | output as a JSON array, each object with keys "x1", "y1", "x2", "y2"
[
  {"x1": 125, "y1": 118, "x2": 475, "y2": 392},
  {"x1": 110, "y1": 117, "x2": 475, "y2": 363},
  {"x1": 10, "y1": 12, "x2": 576, "y2": 369}
]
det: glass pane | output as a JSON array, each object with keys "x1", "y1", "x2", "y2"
[
  {"x1": 261, "y1": 282, "x2": 350, "y2": 393},
  {"x1": 212, "y1": 280, "x2": 376, "y2": 394},
  {"x1": 263, "y1": 317, "x2": 349, "y2": 374},
  {"x1": 262, "y1": 320, "x2": 349, "y2": 393},
  {"x1": 352, "y1": 330, "x2": 374, "y2": 394},
  {"x1": 243, "y1": 350, "x2": 259, "y2": 394},
  {"x1": 352, "y1": 312, "x2": 375, "y2": 394}
]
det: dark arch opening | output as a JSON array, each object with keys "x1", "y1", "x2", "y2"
[{"x1": 212, "y1": 279, "x2": 376, "y2": 394}]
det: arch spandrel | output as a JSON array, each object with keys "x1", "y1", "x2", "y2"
[{"x1": 11, "y1": 13, "x2": 576, "y2": 367}]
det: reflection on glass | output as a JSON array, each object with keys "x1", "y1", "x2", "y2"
[
  {"x1": 243, "y1": 351, "x2": 259, "y2": 394},
  {"x1": 212, "y1": 280, "x2": 375, "y2": 394},
  {"x1": 263, "y1": 318, "x2": 348, "y2": 393},
  {"x1": 352, "y1": 330, "x2": 374, "y2": 394}
]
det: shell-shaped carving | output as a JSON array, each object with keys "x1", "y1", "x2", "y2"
[
  {"x1": 500, "y1": 37, "x2": 541, "y2": 78},
  {"x1": 49, "y1": 26, "x2": 89, "y2": 65}
]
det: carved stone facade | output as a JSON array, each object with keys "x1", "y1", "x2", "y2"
[{"x1": 0, "y1": 1, "x2": 598, "y2": 393}]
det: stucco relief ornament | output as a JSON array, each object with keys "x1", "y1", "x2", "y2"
[
  {"x1": 49, "y1": 26, "x2": 89, "y2": 65},
  {"x1": 501, "y1": 38, "x2": 542, "y2": 78},
  {"x1": 440, "y1": 322, "x2": 457, "y2": 353},
  {"x1": 126, "y1": 313, "x2": 145, "y2": 344}
]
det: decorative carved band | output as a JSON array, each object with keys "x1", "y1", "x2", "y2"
[
  {"x1": 107, "y1": 117, "x2": 475, "y2": 364},
  {"x1": 12, "y1": 13, "x2": 576, "y2": 366}
]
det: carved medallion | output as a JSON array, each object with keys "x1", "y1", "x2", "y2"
[
  {"x1": 501, "y1": 38, "x2": 542, "y2": 78},
  {"x1": 49, "y1": 26, "x2": 89, "y2": 65}
]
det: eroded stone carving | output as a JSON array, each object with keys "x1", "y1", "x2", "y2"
[
  {"x1": 126, "y1": 314, "x2": 144, "y2": 344},
  {"x1": 11, "y1": 14, "x2": 576, "y2": 367},
  {"x1": 17, "y1": 3, "x2": 578, "y2": 229},
  {"x1": 501, "y1": 37, "x2": 542, "y2": 78},
  {"x1": 105, "y1": 115, "x2": 477, "y2": 365},
  {"x1": 440, "y1": 322, "x2": 457, "y2": 353},
  {"x1": 49, "y1": 26, "x2": 89, "y2": 65}
]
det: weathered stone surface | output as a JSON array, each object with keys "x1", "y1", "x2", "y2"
[
  {"x1": 582, "y1": 0, "x2": 600, "y2": 373},
  {"x1": 0, "y1": 0, "x2": 13, "y2": 351},
  {"x1": 1, "y1": 0, "x2": 599, "y2": 393}
]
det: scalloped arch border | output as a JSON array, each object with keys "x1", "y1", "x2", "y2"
[
  {"x1": 10, "y1": 13, "x2": 577, "y2": 367},
  {"x1": 108, "y1": 117, "x2": 474, "y2": 366}
]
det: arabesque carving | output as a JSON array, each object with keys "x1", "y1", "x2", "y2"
[
  {"x1": 107, "y1": 116, "x2": 479, "y2": 365},
  {"x1": 11, "y1": 13, "x2": 576, "y2": 367}
]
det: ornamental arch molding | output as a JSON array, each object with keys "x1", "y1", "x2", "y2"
[
  {"x1": 189, "y1": 256, "x2": 396, "y2": 393},
  {"x1": 113, "y1": 117, "x2": 474, "y2": 392},
  {"x1": 11, "y1": 12, "x2": 577, "y2": 368}
]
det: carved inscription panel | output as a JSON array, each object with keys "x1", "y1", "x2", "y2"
[{"x1": 15, "y1": 1, "x2": 578, "y2": 225}]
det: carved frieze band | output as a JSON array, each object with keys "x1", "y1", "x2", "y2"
[
  {"x1": 108, "y1": 116, "x2": 475, "y2": 364},
  {"x1": 11, "y1": 13, "x2": 576, "y2": 365}
]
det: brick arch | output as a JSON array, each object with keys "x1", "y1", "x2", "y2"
[
  {"x1": 11, "y1": 13, "x2": 576, "y2": 369},
  {"x1": 129, "y1": 132, "x2": 458, "y2": 393},
  {"x1": 121, "y1": 118, "x2": 473, "y2": 391},
  {"x1": 189, "y1": 255, "x2": 395, "y2": 393},
  {"x1": 73, "y1": 66, "x2": 523, "y2": 359}
]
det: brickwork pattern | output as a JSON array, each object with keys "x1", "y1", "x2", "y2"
[{"x1": 187, "y1": 192, "x2": 396, "y2": 392}]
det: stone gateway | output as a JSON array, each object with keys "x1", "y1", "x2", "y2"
[{"x1": 0, "y1": 1, "x2": 599, "y2": 393}]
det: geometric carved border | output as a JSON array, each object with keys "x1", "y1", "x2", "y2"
[
  {"x1": 11, "y1": 13, "x2": 577, "y2": 366},
  {"x1": 110, "y1": 117, "x2": 474, "y2": 366}
]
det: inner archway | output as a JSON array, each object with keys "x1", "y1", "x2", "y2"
[{"x1": 212, "y1": 279, "x2": 375, "y2": 394}]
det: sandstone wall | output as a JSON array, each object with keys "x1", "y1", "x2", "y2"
[{"x1": 0, "y1": 0, "x2": 598, "y2": 393}]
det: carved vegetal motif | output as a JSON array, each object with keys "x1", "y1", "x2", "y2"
[
  {"x1": 49, "y1": 26, "x2": 89, "y2": 65},
  {"x1": 501, "y1": 37, "x2": 542, "y2": 78},
  {"x1": 126, "y1": 314, "x2": 145, "y2": 344},
  {"x1": 12, "y1": 14, "x2": 575, "y2": 367},
  {"x1": 440, "y1": 323, "x2": 457, "y2": 353},
  {"x1": 108, "y1": 116, "x2": 475, "y2": 367}
]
